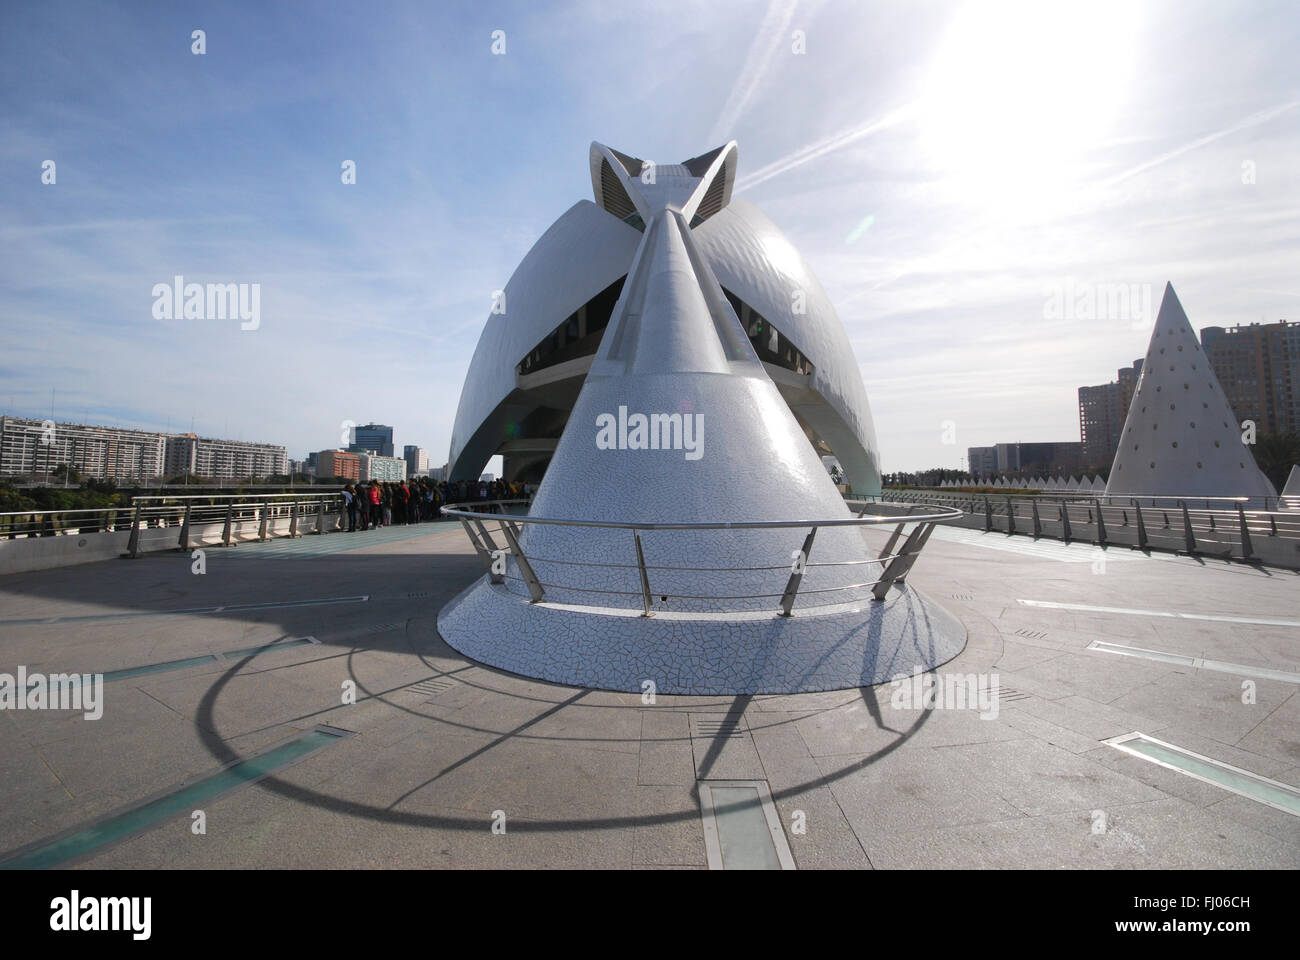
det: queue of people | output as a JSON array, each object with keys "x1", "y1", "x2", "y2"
[{"x1": 338, "y1": 478, "x2": 529, "y2": 532}]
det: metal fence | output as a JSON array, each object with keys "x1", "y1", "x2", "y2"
[
  {"x1": 0, "y1": 492, "x2": 348, "y2": 555},
  {"x1": 444, "y1": 499, "x2": 963, "y2": 616},
  {"x1": 885, "y1": 490, "x2": 1300, "y2": 564}
]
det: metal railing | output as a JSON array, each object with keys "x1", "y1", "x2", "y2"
[
  {"x1": 444, "y1": 499, "x2": 963, "y2": 616},
  {"x1": 0, "y1": 493, "x2": 349, "y2": 555},
  {"x1": 883, "y1": 489, "x2": 1300, "y2": 564}
]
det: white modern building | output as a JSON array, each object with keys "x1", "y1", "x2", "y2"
[
  {"x1": 439, "y1": 142, "x2": 961, "y2": 695},
  {"x1": 447, "y1": 143, "x2": 882, "y2": 496}
]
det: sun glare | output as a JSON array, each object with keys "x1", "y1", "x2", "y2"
[{"x1": 918, "y1": 0, "x2": 1140, "y2": 216}]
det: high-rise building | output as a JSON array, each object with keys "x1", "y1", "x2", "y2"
[
  {"x1": 1078, "y1": 360, "x2": 1143, "y2": 469},
  {"x1": 1201, "y1": 320, "x2": 1300, "y2": 435},
  {"x1": 0, "y1": 417, "x2": 167, "y2": 481},
  {"x1": 358, "y1": 453, "x2": 406, "y2": 483},
  {"x1": 403, "y1": 445, "x2": 429, "y2": 477},
  {"x1": 349, "y1": 423, "x2": 394, "y2": 458},
  {"x1": 967, "y1": 446, "x2": 997, "y2": 476},
  {"x1": 164, "y1": 434, "x2": 288, "y2": 481},
  {"x1": 316, "y1": 449, "x2": 360, "y2": 482},
  {"x1": 966, "y1": 442, "x2": 1081, "y2": 478}
]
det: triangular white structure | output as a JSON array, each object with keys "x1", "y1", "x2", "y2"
[
  {"x1": 1281, "y1": 465, "x2": 1300, "y2": 509},
  {"x1": 1066, "y1": 476, "x2": 1080, "y2": 490},
  {"x1": 1091, "y1": 476, "x2": 1106, "y2": 493},
  {"x1": 1106, "y1": 284, "x2": 1276, "y2": 501}
]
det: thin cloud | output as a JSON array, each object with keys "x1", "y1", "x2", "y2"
[
  {"x1": 1098, "y1": 99, "x2": 1300, "y2": 189},
  {"x1": 706, "y1": 0, "x2": 800, "y2": 146},
  {"x1": 734, "y1": 101, "x2": 918, "y2": 193}
]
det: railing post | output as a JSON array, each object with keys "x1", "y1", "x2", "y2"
[
  {"x1": 459, "y1": 518, "x2": 499, "y2": 580},
  {"x1": 1179, "y1": 501, "x2": 1196, "y2": 554},
  {"x1": 1061, "y1": 502, "x2": 1073, "y2": 544},
  {"x1": 1095, "y1": 499, "x2": 1107, "y2": 546},
  {"x1": 258, "y1": 502, "x2": 269, "y2": 541},
  {"x1": 288, "y1": 500, "x2": 300, "y2": 538},
  {"x1": 500, "y1": 519, "x2": 543, "y2": 602},
  {"x1": 221, "y1": 500, "x2": 235, "y2": 546},
  {"x1": 1270, "y1": 512, "x2": 1278, "y2": 537},
  {"x1": 634, "y1": 531, "x2": 654, "y2": 618},
  {"x1": 315, "y1": 497, "x2": 326, "y2": 534},
  {"x1": 873, "y1": 522, "x2": 935, "y2": 600},
  {"x1": 984, "y1": 497, "x2": 992, "y2": 532},
  {"x1": 178, "y1": 502, "x2": 192, "y2": 551},
  {"x1": 779, "y1": 527, "x2": 818, "y2": 617},
  {"x1": 1133, "y1": 501, "x2": 1149, "y2": 549},
  {"x1": 1236, "y1": 503, "x2": 1254, "y2": 560},
  {"x1": 1006, "y1": 497, "x2": 1016, "y2": 535},
  {"x1": 1030, "y1": 498, "x2": 1041, "y2": 538},
  {"x1": 123, "y1": 502, "x2": 143, "y2": 559}
]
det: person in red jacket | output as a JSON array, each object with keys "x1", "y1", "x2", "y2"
[{"x1": 367, "y1": 481, "x2": 382, "y2": 528}]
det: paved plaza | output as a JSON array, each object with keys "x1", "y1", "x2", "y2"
[{"x1": 1, "y1": 520, "x2": 1297, "y2": 869}]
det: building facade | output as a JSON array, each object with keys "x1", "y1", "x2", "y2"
[
  {"x1": 966, "y1": 441, "x2": 1082, "y2": 478},
  {"x1": 1078, "y1": 360, "x2": 1142, "y2": 469},
  {"x1": 164, "y1": 434, "x2": 288, "y2": 481},
  {"x1": 403, "y1": 445, "x2": 429, "y2": 477},
  {"x1": 316, "y1": 449, "x2": 361, "y2": 482},
  {"x1": 349, "y1": 423, "x2": 394, "y2": 458},
  {"x1": 1201, "y1": 320, "x2": 1300, "y2": 436},
  {"x1": 0, "y1": 417, "x2": 167, "y2": 481},
  {"x1": 358, "y1": 453, "x2": 406, "y2": 483}
]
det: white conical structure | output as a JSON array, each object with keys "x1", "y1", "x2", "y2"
[
  {"x1": 1282, "y1": 465, "x2": 1300, "y2": 509},
  {"x1": 1091, "y1": 476, "x2": 1106, "y2": 493},
  {"x1": 1066, "y1": 476, "x2": 1080, "y2": 490},
  {"x1": 1106, "y1": 284, "x2": 1276, "y2": 501}
]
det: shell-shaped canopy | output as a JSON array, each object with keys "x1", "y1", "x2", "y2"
[{"x1": 447, "y1": 142, "x2": 883, "y2": 495}]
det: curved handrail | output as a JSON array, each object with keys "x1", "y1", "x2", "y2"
[
  {"x1": 444, "y1": 498, "x2": 963, "y2": 615},
  {"x1": 442, "y1": 500, "x2": 963, "y2": 531}
]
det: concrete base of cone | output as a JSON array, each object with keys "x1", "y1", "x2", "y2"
[{"x1": 438, "y1": 575, "x2": 967, "y2": 695}]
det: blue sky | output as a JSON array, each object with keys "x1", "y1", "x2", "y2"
[{"x1": 2, "y1": 0, "x2": 1297, "y2": 472}]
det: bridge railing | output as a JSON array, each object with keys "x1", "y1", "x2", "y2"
[
  {"x1": 881, "y1": 489, "x2": 1300, "y2": 566},
  {"x1": 443, "y1": 499, "x2": 963, "y2": 616},
  {"x1": 0, "y1": 492, "x2": 349, "y2": 554}
]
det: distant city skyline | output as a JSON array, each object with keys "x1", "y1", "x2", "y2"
[{"x1": 4, "y1": 1, "x2": 1298, "y2": 471}]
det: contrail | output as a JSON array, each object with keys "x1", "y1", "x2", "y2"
[
  {"x1": 734, "y1": 101, "x2": 918, "y2": 194},
  {"x1": 707, "y1": 0, "x2": 800, "y2": 146},
  {"x1": 1099, "y1": 99, "x2": 1300, "y2": 189}
]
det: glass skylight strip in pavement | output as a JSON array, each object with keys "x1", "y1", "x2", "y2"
[
  {"x1": 87, "y1": 637, "x2": 321, "y2": 683},
  {"x1": 0, "y1": 726, "x2": 353, "y2": 870},
  {"x1": 1104, "y1": 732, "x2": 1300, "y2": 817},
  {"x1": 1087, "y1": 641, "x2": 1300, "y2": 684},
  {"x1": 698, "y1": 781, "x2": 795, "y2": 870}
]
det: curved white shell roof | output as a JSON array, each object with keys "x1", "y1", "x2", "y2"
[{"x1": 447, "y1": 143, "x2": 882, "y2": 495}]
